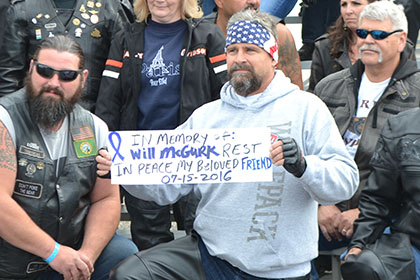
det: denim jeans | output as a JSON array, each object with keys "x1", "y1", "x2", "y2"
[
  {"x1": 200, "y1": 0, "x2": 297, "y2": 18},
  {"x1": 200, "y1": 0, "x2": 215, "y2": 16},
  {"x1": 310, "y1": 230, "x2": 351, "y2": 280},
  {"x1": 198, "y1": 237, "x2": 309, "y2": 280},
  {"x1": 36, "y1": 234, "x2": 138, "y2": 280},
  {"x1": 260, "y1": 0, "x2": 297, "y2": 19},
  {"x1": 412, "y1": 245, "x2": 420, "y2": 280}
]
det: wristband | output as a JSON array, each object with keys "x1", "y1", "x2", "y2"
[
  {"x1": 44, "y1": 242, "x2": 60, "y2": 263},
  {"x1": 98, "y1": 171, "x2": 111, "y2": 179},
  {"x1": 97, "y1": 148, "x2": 111, "y2": 179}
]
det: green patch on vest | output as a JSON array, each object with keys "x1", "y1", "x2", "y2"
[
  {"x1": 71, "y1": 126, "x2": 97, "y2": 158},
  {"x1": 73, "y1": 138, "x2": 97, "y2": 158}
]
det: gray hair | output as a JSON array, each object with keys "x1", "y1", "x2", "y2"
[
  {"x1": 227, "y1": 9, "x2": 279, "y2": 43},
  {"x1": 32, "y1": 35, "x2": 85, "y2": 69},
  {"x1": 359, "y1": 1, "x2": 408, "y2": 32}
]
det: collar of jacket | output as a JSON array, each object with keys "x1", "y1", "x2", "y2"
[
  {"x1": 349, "y1": 49, "x2": 419, "y2": 129},
  {"x1": 350, "y1": 48, "x2": 418, "y2": 88},
  {"x1": 204, "y1": 11, "x2": 218, "y2": 24}
]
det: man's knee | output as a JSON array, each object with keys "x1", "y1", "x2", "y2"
[
  {"x1": 341, "y1": 251, "x2": 383, "y2": 280},
  {"x1": 92, "y1": 234, "x2": 138, "y2": 279},
  {"x1": 341, "y1": 261, "x2": 380, "y2": 280},
  {"x1": 109, "y1": 254, "x2": 151, "y2": 280},
  {"x1": 108, "y1": 234, "x2": 138, "y2": 256}
]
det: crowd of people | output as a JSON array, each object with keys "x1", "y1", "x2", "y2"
[{"x1": 0, "y1": 0, "x2": 419, "y2": 279}]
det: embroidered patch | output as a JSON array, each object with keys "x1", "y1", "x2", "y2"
[
  {"x1": 14, "y1": 180, "x2": 43, "y2": 199},
  {"x1": 19, "y1": 145, "x2": 45, "y2": 159},
  {"x1": 71, "y1": 126, "x2": 97, "y2": 158},
  {"x1": 71, "y1": 126, "x2": 94, "y2": 140},
  {"x1": 25, "y1": 163, "x2": 37, "y2": 177}
]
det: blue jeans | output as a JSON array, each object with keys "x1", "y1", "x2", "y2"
[
  {"x1": 200, "y1": 0, "x2": 215, "y2": 16},
  {"x1": 198, "y1": 238, "x2": 309, "y2": 280},
  {"x1": 310, "y1": 230, "x2": 351, "y2": 280},
  {"x1": 260, "y1": 0, "x2": 297, "y2": 18},
  {"x1": 36, "y1": 234, "x2": 138, "y2": 280},
  {"x1": 412, "y1": 245, "x2": 420, "y2": 280}
]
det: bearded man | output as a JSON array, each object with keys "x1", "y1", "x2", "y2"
[
  {"x1": 313, "y1": 1, "x2": 420, "y2": 256},
  {"x1": 0, "y1": 35, "x2": 137, "y2": 280},
  {"x1": 107, "y1": 9, "x2": 358, "y2": 280}
]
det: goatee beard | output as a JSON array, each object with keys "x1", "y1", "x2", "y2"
[
  {"x1": 25, "y1": 75, "x2": 81, "y2": 130},
  {"x1": 228, "y1": 64, "x2": 262, "y2": 97}
]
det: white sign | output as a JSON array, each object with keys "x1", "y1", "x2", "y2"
[{"x1": 108, "y1": 128, "x2": 273, "y2": 185}]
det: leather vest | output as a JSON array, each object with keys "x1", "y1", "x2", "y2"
[
  {"x1": 24, "y1": 0, "x2": 126, "y2": 111},
  {"x1": 0, "y1": 89, "x2": 98, "y2": 278}
]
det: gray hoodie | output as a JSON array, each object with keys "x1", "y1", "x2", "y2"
[{"x1": 124, "y1": 70, "x2": 358, "y2": 278}]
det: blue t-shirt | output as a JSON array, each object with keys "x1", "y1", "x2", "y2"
[{"x1": 138, "y1": 19, "x2": 187, "y2": 130}]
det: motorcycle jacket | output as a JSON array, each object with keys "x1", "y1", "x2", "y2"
[
  {"x1": 0, "y1": 0, "x2": 133, "y2": 111},
  {"x1": 350, "y1": 107, "x2": 420, "y2": 251},
  {"x1": 314, "y1": 51, "x2": 420, "y2": 211},
  {"x1": 95, "y1": 17, "x2": 227, "y2": 131},
  {"x1": 309, "y1": 33, "x2": 416, "y2": 92}
]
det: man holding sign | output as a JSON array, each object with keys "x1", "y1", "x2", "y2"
[{"x1": 109, "y1": 9, "x2": 359, "y2": 280}]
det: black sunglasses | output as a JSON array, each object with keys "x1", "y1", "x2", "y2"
[
  {"x1": 34, "y1": 61, "x2": 82, "y2": 82},
  {"x1": 356, "y1": 29, "x2": 403, "y2": 40}
]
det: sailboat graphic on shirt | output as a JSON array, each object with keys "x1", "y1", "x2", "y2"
[{"x1": 144, "y1": 45, "x2": 180, "y2": 86}]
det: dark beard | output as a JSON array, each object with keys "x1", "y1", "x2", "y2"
[
  {"x1": 245, "y1": 3, "x2": 258, "y2": 10},
  {"x1": 228, "y1": 64, "x2": 262, "y2": 97},
  {"x1": 25, "y1": 75, "x2": 82, "y2": 130}
]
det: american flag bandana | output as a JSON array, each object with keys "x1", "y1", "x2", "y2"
[{"x1": 226, "y1": 20, "x2": 279, "y2": 63}]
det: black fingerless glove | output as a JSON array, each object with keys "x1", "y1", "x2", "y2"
[{"x1": 279, "y1": 137, "x2": 307, "y2": 178}]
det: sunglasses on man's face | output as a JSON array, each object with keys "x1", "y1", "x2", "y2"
[
  {"x1": 355, "y1": 29, "x2": 403, "y2": 40},
  {"x1": 34, "y1": 61, "x2": 82, "y2": 82}
]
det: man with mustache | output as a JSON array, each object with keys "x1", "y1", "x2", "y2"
[
  {"x1": 106, "y1": 9, "x2": 359, "y2": 280},
  {"x1": 204, "y1": 0, "x2": 303, "y2": 89},
  {"x1": 313, "y1": 0, "x2": 420, "y2": 257},
  {"x1": 0, "y1": 35, "x2": 137, "y2": 279}
]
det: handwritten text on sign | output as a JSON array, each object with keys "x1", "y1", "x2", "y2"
[{"x1": 108, "y1": 128, "x2": 273, "y2": 185}]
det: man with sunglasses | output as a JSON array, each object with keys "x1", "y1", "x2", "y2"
[
  {"x1": 312, "y1": 0, "x2": 420, "y2": 260},
  {"x1": 0, "y1": 0, "x2": 133, "y2": 112},
  {"x1": 0, "y1": 35, "x2": 137, "y2": 279}
]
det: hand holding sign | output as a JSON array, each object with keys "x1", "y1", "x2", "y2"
[
  {"x1": 96, "y1": 149, "x2": 112, "y2": 177},
  {"x1": 108, "y1": 128, "x2": 273, "y2": 185},
  {"x1": 269, "y1": 137, "x2": 306, "y2": 178}
]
